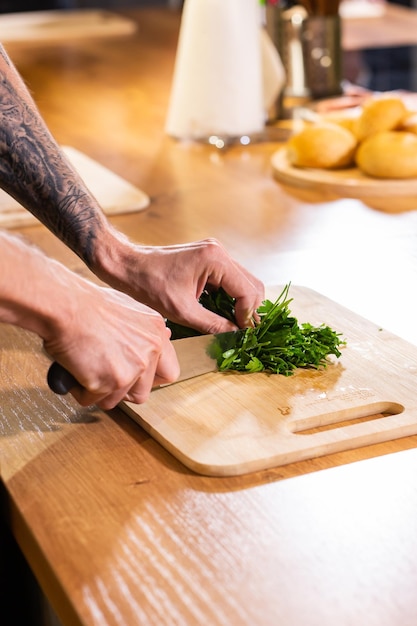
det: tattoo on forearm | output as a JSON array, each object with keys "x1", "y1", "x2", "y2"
[{"x1": 0, "y1": 59, "x2": 99, "y2": 266}]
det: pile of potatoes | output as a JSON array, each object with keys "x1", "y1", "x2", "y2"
[{"x1": 286, "y1": 96, "x2": 417, "y2": 179}]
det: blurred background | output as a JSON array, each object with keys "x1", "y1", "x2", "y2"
[
  {"x1": 0, "y1": 1, "x2": 416, "y2": 95},
  {"x1": 0, "y1": 0, "x2": 176, "y2": 11}
]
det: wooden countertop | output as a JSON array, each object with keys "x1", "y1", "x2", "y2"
[
  {"x1": 3, "y1": 6, "x2": 417, "y2": 626},
  {"x1": 342, "y1": 1, "x2": 417, "y2": 49}
]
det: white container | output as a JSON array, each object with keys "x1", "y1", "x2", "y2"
[{"x1": 165, "y1": 0, "x2": 266, "y2": 140}]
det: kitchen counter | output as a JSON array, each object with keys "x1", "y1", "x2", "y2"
[
  {"x1": 3, "y1": 5, "x2": 417, "y2": 626},
  {"x1": 342, "y1": 0, "x2": 417, "y2": 49}
]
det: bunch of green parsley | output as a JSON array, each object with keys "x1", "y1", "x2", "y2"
[{"x1": 167, "y1": 283, "x2": 345, "y2": 376}]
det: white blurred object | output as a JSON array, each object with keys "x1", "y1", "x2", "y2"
[
  {"x1": 165, "y1": 0, "x2": 277, "y2": 140},
  {"x1": 339, "y1": 0, "x2": 386, "y2": 19},
  {"x1": 261, "y1": 27, "x2": 286, "y2": 121}
]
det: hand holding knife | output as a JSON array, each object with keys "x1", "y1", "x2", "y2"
[
  {"x1": 47, "y1": 361, "x2": 79, "y2": 395},
  {"x1": 47, "y1": 332, "x2": 242, "y2": 398}
]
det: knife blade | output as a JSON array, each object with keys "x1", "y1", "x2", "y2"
[{"x1": 47, "y1": 330, "x2": 244, "y2": 395}]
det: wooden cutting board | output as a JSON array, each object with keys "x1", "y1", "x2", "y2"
[
  {"x1": 271, "y1": 146, "x2": 417, "y2": 200},
  {"x1": 0, "y1": 9, "x2": 137, "y2": 43},
  {"x1": 121, "y1": 286, "x2": 417, "y2": 476},
  {"x1": 0, "y1": 146, "x2": 149, "y2": 229}
]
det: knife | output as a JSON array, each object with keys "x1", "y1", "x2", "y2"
[{"x1": 47, "y1": 330, "x2": 244, "y2": 395}]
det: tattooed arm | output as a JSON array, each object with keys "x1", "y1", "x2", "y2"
[
  {"x1": 0, "y1": 45, "x2": 264, "y2": 335},
  {"x1": 0, "y1": 44, "x2": 110, "y2": 263}
]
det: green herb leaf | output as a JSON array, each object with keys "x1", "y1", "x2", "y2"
[{"x1": 166, "y1": 283, "x2": 345, "y2": 375}]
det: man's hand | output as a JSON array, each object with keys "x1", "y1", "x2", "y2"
[
  {"x1": 43, "y1": 286, "x2": 180, "y2": 410},
  {"x1": 0, "y1": 231, "x2": 180, "y2": 409},
  {"x1": 95, "y1": 236, "x2": 265, "y2": 334}
]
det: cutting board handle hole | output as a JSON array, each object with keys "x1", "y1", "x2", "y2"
[{"x1": 292, "y1": 401, "x2": 404, "y2": 435}]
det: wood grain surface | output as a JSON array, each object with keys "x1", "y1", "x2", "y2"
[
  {"x1": 3, "y1": 6, "x2": 417, "y2": 626},
  {"x1": 0, "y1": 146, "x2": 149, "y2": 229}
]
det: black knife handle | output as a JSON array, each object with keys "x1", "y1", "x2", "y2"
[{"x1": 47, "y1": 362, "x2": 79, "y2": 395}]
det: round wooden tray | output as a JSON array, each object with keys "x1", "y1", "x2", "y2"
[{"x1": 271, "y1": 147, "x2": 417, "y2": 200}]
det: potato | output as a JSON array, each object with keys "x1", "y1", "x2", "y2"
[
  {"x1": 332, "y1": 116, "x2": 358, "y2": 135},
  {"x1": 399, "y1": 112, "x2": 417, "y2": 135},
  {"x1": 286, "y1": 123, "x2": 357, "y2": 169},
  {"x1": 355, "y1": 131, "x2": 417, "y2": 179},
  {"x1": 353, "y1": 97, "x2": 408, "y2": 142},
  {"x1": 320, "y1": 108, "x2": 361, "y2": 135}
]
